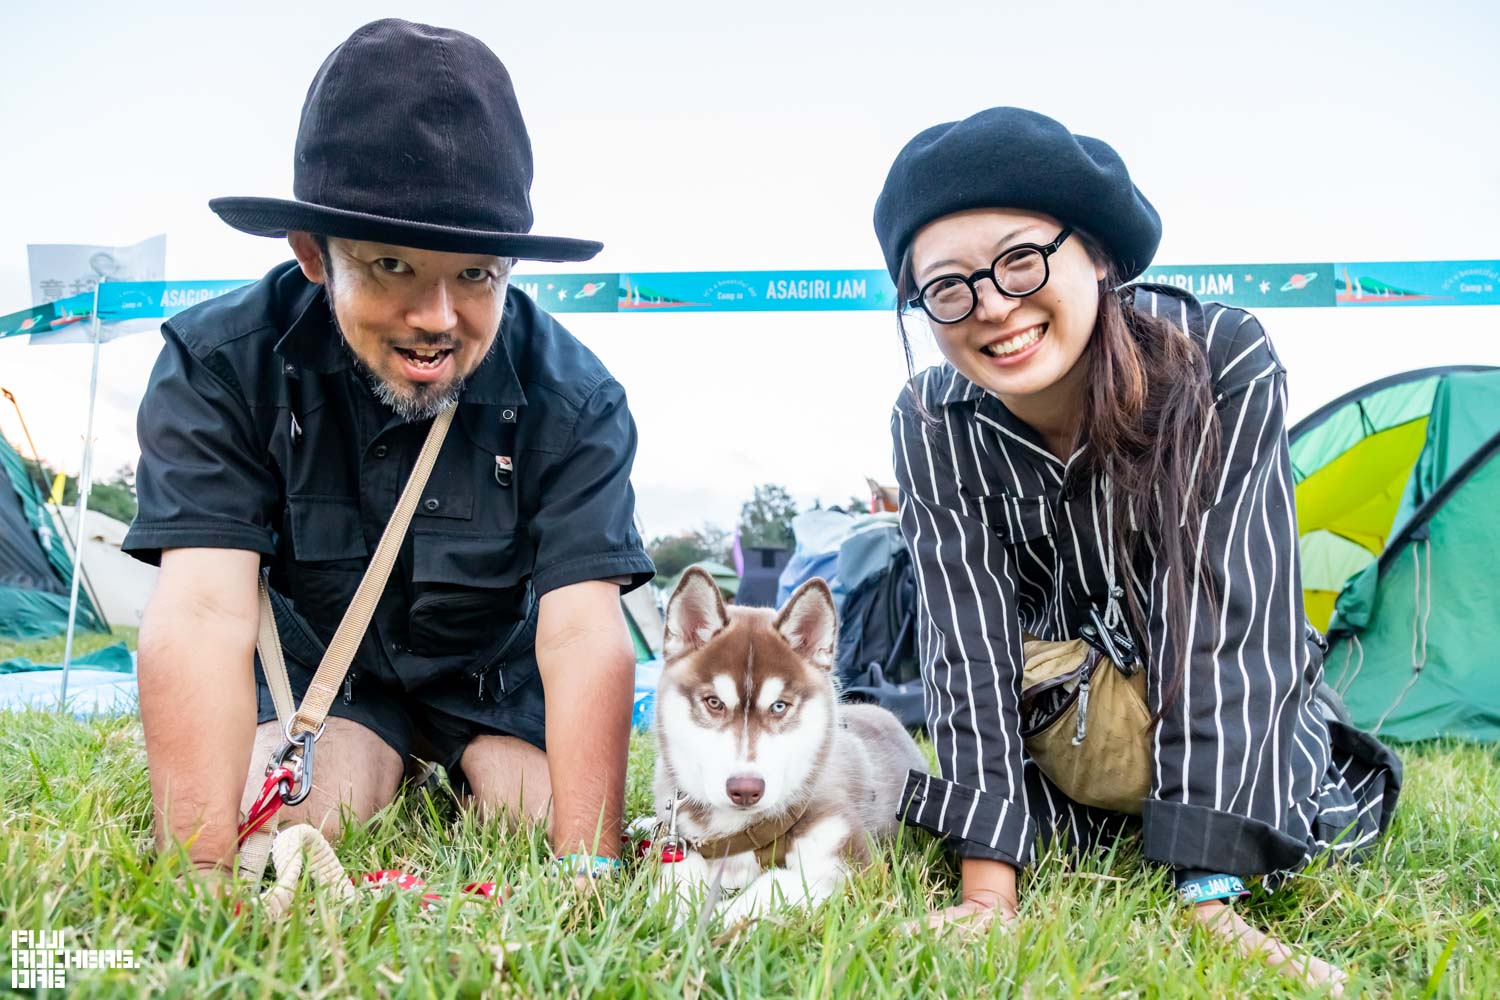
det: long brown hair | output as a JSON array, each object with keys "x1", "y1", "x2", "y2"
[{"x1": 894, "y1": 228, "x2": 1221, "y2": 711}]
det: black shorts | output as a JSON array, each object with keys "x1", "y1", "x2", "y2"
[{"x1": 254, "y1": 647, "x2": 547, "y2": 796}]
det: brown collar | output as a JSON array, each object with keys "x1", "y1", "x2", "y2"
[{"x1": 692, "y1": 799, "x2": 811, "y2": 868}]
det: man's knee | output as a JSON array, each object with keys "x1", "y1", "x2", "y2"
[
  {"x1": 240, "y1": 717, "x2": 403, "y2": 839},
  {"x1": 460, "y1": 734, "x2": 552, "y2": 823}
]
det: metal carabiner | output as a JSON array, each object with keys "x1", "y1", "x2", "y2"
[
  {"x1": 1084, "y1": 604, "x2": 1140, "y2": 676},
  {"x1": 270, "y1": 729, "x2": 318, "y2": 806},
  {"x1": 659, "y1": 792, "x2": 687, "y2": 864}
]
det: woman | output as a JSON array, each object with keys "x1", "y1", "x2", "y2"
[{"x1": 873, "y1": 108, "x2": 1400, "y2": 988}]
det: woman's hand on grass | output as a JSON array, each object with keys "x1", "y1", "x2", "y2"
[
  {"x1": 907, "y1": 856, "x2": 1020, "y2": 933},
  {"x1": 1192, "y1": 899, "x2": 1348, "y2": 995},
  {"x1": 917, "y1": 886, "x2": 1020, "y2": 931}
]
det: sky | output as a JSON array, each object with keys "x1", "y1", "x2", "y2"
[{"x1": 2, "y1": 0, "x2": 1498, "y2": 539}]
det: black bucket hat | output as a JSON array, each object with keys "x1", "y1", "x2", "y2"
[
  {"x1": 873, "y1": 107, "x2": 1160, "y2": 284},
  {"x1": 210, "y1": 19, "x2": 601, "y2": 262}
]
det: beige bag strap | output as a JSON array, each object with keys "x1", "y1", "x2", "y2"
[
  {"x1": 283, "y1": 403, "x2": 456, "y2": 739},
  {"x1": 239, "y1": 403, "x2": 456, "y2": 882},
  {"x1": 257, "y1": 579, "x2": 295, "y2": 723}
]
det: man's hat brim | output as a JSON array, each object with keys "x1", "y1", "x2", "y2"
[{"x1": 209, "y1": 196, "x2": 602, "y2": 262}]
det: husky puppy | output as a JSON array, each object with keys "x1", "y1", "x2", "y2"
[{"x1": 651, "y1": 566, "x2": 927, "y2": 924}]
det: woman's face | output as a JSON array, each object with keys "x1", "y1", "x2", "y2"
[{"x1": 909, "y1": 208, "x2": 1105, "y2": 403}]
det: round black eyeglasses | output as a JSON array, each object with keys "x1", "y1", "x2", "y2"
[{"x1": 909, "y1": 227, "x2": 1074, "y2": 324}]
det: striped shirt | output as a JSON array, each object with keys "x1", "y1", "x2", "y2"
[{"x1": 893, "y1": 283, "x2": 1400, "y2": 877}]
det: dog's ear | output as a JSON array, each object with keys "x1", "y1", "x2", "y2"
[
  {"x1": 664, "y1": 567, "x2": 729, "y2": 660},
  {"x1": 774, "y1": 577, "x2": 836, "y2": 670}
]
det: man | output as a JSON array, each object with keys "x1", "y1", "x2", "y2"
[{"x1": 123, "y1": 19, "x2": 654, "y2": 886}]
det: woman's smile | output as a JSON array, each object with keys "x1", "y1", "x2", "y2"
[{"x1": 977, "y1": 323, "x2": 1048, "y2": 364}]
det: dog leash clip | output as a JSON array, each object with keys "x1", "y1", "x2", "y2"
[
  {"x1": 494, "y1": 455, "x2": 513, "y2": 488},
  {"x1": 659, "y1": 793, "x2": 686, "y2": 864}
]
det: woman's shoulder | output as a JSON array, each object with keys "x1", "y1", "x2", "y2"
[
  {"x1": 1126, "y1": 283, "x2": 1286, "y2": 397},
  {"x1": 891, "y1": 363, "x2": 980, "y2": 422}
]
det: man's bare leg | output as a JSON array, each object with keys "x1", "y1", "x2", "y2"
[
  {"x1": 239, "y1": 717, "x2": 404, "y2": 840},
  {"x1": 459, "y1": 735, "x2": 553, "y2": 832}
]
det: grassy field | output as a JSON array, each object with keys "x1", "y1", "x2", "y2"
[
  {"x1": 0, "y1": 629, "x2": 1495, "y2": 997},
  {"x1": 0, "y1": 626, "x2": 138, "y2": 666}
]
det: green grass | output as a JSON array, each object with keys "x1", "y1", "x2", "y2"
[
  {"x1": 0, "y1": 626, "x2": 138, "y2": 665},
  {"x1": 0, "y1": 637, "x2": 1494, "y2": 997}
]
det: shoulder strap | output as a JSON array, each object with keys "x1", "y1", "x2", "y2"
[{"x1": 256, "y1": 403, "x2": 457, "y2": 736}]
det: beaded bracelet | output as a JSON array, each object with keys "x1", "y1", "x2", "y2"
[{"x1": 1178, "y1": 873, "x2": 1251, "y2": 906}]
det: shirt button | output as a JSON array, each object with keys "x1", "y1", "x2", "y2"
[
  {"x1": 501, "y1": 408, "x2": 516, "y2": 421},
  {"x1": 423, "y1": 498, "x2": 440, "y2": 512},
  {"x1": 374, "y1": 445, "x2": 388, "y2": 459}
]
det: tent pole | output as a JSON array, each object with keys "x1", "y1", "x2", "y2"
[
  {"x1": 1, "y1": 387, "x2": 111, "y2": 634},
  {"x1": 59, "y1": 278, "x2": 106, "y2": 706}
]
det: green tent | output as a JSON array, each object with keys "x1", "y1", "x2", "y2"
[
  {"x1": 665, "y1": 561, "x2": 739, "y2": 601},
  {"x1": 1289, "y1": 367, "x2": 1500, "y2": 741},
  {"x1": 0, "y1": 435, "x2": 107, "y2": 639}
]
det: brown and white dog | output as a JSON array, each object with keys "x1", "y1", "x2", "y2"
[{"x1": 650, "y1": 566, "x2": 926, "y2": 924}]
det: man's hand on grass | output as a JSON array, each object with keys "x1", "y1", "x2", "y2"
[
  {"x1": 1192, "y1": 899, "x2": 1348, "y2": 996},
  {"x1": 174, "y1": 862, "x2": 235, "y2": 903}
]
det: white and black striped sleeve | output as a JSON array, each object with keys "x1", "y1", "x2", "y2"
[
  {"x1": 891, "y1": 377, "x2": 1034, "y2": 867},
  {"x1": 1140, "y1": 314, "x2": 1316, "y2": 875}
]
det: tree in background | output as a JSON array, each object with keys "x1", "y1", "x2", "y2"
[
  {"x1": 738, "y1": 483, "x2": 798, "y2": 550},
  {"x1": 647, "y1": 523, "x2": 732, "y2": 585},
  {"x1": 19, "y1": 457, "x2": 138, "y2": 525}
]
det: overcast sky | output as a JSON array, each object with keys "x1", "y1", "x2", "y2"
[{"x1": 2, "y1": 0, "x2": 1498, "y2": 537}]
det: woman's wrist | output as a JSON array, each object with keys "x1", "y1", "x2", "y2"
[
  {"x1": 960, "y1": 856, "x2": 1019, "y2": 912},
  {"x1": 1176, "y1": 868, "x2": 1251, "y2": 906}
]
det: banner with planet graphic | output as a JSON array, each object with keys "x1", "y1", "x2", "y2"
[
  {"x1": 1132, "y1": 263, "x2": 1333, "y2": 308},
  {"x1": 510, "y1": 273, "x2": 618, "y2": 313}
]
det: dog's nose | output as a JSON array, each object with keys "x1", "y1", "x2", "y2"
[{"x1": 726, "y1": 775, "x2": 765, "y2": 807}]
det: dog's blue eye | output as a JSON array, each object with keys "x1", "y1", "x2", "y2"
[
  {"x1": 770, "y1": 701, "x2": 789, "y2": 715},
  {"x1": 705, "y1": 695, "x2": 725, "y2": 712}
]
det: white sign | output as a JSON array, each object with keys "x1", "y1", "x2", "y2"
[{"x1": 26, "y1": 235, "x2": 167, "y2": 344}]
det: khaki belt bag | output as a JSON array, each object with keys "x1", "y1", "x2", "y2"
[{"x1": 1018, "y1": 633, "x2": 1151, "y2": 815}]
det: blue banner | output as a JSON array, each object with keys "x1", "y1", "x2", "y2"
[
  {"x1": 616, "y1": 270, "x2": 895, "y2": 312},
  {"x1": 1333, "y1": 260, "x2": 1500, "y2": 307},
  {"x1": 0, "y1": 292, "x2": 96, "y2": 340},
  {"x1": 93, "y1": 280, "x2": 250, "y2": 322},
  {"x1": 3, "y1": 262, "x2": 1499, "y2": 337},
  {"x1": 1, "y1": 281, "x2": 252, "y2": 343}
]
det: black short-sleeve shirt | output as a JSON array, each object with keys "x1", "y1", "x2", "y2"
[{"x1": 123, "y1": 261, "x2": 655, "y2": 690}]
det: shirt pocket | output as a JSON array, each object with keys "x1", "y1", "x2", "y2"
[
  {"x1": 280, "y1": 495, "x2": 369, "y2": 652},
  {"x1": 975, "y1": 492, "x2": 1055, "y2": 546},
  {"x1": 408, "y1": 528, "x2": 534, "y2": 657}
]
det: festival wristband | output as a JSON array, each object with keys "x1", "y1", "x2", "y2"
[
  {"x1": 1177, "y1": 873, "x2": 1251, "y2": 906},
  {"x1": 550, "y1": 854, "x2": 624, "y2": 879}
]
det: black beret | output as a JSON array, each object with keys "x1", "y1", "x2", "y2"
[{"x1": 873, "y1": 107, "x2": 1161, "y2": 285}]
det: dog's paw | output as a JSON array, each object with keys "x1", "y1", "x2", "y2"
[
  {"x1": 649, "y1": 853, "x2": 712, "y2": 920},
  {"x1": 717, "y1": 866, "x2": 846, "y2": 926}
]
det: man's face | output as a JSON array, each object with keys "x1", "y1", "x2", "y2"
[{"x1": 289, "y1": 233, "x2": 512, "y2": 420}]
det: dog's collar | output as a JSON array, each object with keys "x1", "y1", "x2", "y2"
[{"x1": 673, "y1": 791, "x2": 812, "y2": 868}]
